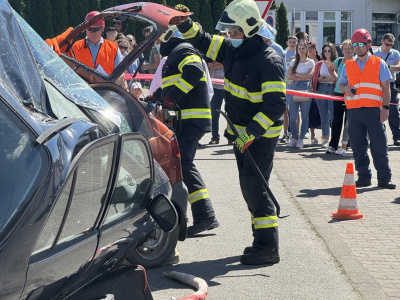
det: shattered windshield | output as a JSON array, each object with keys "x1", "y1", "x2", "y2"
[{"x1": 14, "y1": 13, "x2": 131, "y2": 133}]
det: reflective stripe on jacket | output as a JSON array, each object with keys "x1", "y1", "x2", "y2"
[
  {"x1": 73, "y1": 39, "x2": 117, "y2": 75},
  {"x1": 345, "y1": 55, "x2": 383, "y2": 109}
]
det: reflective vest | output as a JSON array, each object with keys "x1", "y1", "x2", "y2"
[
  {"x1": 345, "y1": 55, "x2": 383, "y2": 109},
  {"x1": 73, "y1": 39, "x2": 118, "y2": 75}
]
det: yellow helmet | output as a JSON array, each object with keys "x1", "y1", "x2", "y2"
[{"x1": 216, "y1": 0, "x2": 265, "y2": 38}]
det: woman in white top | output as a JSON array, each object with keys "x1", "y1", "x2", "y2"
[
  {"x1": 286, "y1": 41, "x2": 315, "y2": 149},
  {"x1": 311, "y1": 42, "x2": 338, "y2": 149}
]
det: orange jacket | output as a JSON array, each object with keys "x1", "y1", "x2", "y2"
[
  {"x1": 344, "y1": 55, "x2": 383, "y2": 109},
  {"x1": 72, "y1": 39, "x2": 118, "y2": 75}
]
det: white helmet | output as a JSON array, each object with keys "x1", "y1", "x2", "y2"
[
  {"x1": 160, "y1": 25, "x2": 184, "y2": 43},
  {"x1": 215, "y1": 0, "x2": 266, "y2": 38}
]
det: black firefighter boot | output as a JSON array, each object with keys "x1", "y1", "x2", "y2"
[{"x1": 240, "y1": 247, "x2": 280, "y2": 265}]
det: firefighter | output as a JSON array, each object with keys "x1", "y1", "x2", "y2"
[
  {"x1": 175, "y1": 0, "x2": 286, "y2": 265},
  {"x1": 156, "y1": 26, "x2": 219, "y2": 236}
]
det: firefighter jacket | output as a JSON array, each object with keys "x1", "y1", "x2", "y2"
[
  {"x1": 73, "y1": 39, "x2": 118, "y2": 75},
  {"x1": 177, "y1": 19, "x2": 286, "y2": 140},
  {"x1": 160, "y1": 38, "x2": 212, "y2": 132},
  {"x1": 344, "y1": 55, "x2": 383, "y2": 109}
]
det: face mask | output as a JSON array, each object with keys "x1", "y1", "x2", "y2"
[
  {"x1": 230, "y1": 38, "x2": 243, "y2": 48},
  {"x1": 156, "y1": 44, "x2": 161, "y2": 52}
]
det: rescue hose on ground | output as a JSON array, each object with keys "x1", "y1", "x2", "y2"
[
  {"x1": 217, "y1": 110, "x2": 289, "y2": 219},
  {"x1": 164, "y1": 271, "x2": 208, "y2": 300}
]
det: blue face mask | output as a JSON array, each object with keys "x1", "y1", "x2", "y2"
[
  {"x1": 156, "y1": 45, "x2": 161, "y2": 52},
  {"x1": 230, "y1": 38, "x2": 243, "y2": 48}
]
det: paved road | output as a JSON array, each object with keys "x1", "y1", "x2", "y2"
[{"x1": 146, "y1": 117, "x2": 375, "y2": 299}]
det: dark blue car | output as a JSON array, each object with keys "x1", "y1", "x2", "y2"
[{"x1": 0, "y1": 1, "x2": 177, "y2": 299}]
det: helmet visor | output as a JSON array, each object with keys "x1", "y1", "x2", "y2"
[{"x1": 257, "y1": 23, "x2": 276, "y2": 39}]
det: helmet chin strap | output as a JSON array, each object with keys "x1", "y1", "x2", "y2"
[{"x1": 358, "y1": 46, "x2": 369, "y2": 58}]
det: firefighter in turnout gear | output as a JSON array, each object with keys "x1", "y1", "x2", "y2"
[
  {"x1": 157, "y1": 25, "x2": 219, "y2": 235},
  {"x1": 176, "y1": 0, "x2": 286, "y2": 264}
]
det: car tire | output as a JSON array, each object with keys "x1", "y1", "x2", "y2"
[{"x1": 128, "y1": 224, "x2": 179, "y2": 269}]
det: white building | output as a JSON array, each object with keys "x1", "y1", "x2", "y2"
[{"x1": 276, "y1": 0, "x2": 400, "y2": 50}]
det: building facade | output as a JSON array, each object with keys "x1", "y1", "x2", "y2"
[{"x1": 279, "y1": 0, "x2": 400, "y2": 50}]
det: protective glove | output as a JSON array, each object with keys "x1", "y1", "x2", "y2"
[
  {"x1": 162, "y1": 95, "x2": 175, "y2": 109},
  {"x1": 235, "y1": 132, "x2": 255, "y2": 153}
]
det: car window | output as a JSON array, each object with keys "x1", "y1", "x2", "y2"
[
  {"x1": 0, "y1": 100, "x2": 49, "y2": 236},
  {"x1": 56, "y1": 143, "x2": 115, "y2": 245},
  {"x1": 104, "y1": 139, "x2": 152, "y2": 224},
  {"x1": 95, "y1": 89, "x2": 152, "y2": 138}
]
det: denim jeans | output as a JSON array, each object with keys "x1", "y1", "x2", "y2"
[
  {"x1": 316, "y1": 83, "x2": 335, "y2": 139},
  {"x1": 210, "y1": 88, "x2": 225, "y2": 141},
  {"x1": 288, "y1": 80, "x2": 311, "y2": 139}
]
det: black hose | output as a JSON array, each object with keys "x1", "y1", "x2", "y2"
[{"x1": 217, "y1": 109, "x2": 289, "y2": 219}]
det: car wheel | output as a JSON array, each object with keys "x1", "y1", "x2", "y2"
[{"x1": 128, "y1": 224, "x2": 179, "y2": 269}]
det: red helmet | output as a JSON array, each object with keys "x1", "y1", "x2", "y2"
[
  {"x1": 85, "y1": 11, "x2": 105, "y2": 27},
  {"x1": 352, "y1": 28, "x2": 371, "y2": 44}
]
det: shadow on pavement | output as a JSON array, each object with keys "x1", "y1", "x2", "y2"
[
  {"x1": 147, "y1": 255, "x2": 273, "y2": 292},
  {"x1": 392, "y1": 197, "x2": 400, "y2": 204},
  {"x1": 298, "y1": 187, "x2": 342, "y2": 197}
]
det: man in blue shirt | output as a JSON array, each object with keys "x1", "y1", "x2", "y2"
[
  {"x1": 339, "y1": 28, "x2": 395, "y2": 189},
  {"x1": 374, "y1": 33, "x2": 400, "y2": 146}
]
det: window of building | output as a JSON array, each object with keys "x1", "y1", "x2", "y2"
[{"x1": 372, "y1": 13, "x2": 398, "y2": 49}]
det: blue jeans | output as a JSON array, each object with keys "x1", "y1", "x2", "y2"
[
  {"x1": 388, "y1": 82, "x2": 400, "y2": 141},
  {"x1": 316, "y1": 83, "x2": 335, "y2": 139},
  {"x1": 210, "y1": 88, "x2": 225, "y2": 141},
  {"x1": 288, "y1": 80, "x2": 311, "y2": 139}
]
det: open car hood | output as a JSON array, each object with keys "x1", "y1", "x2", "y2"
[{"x1": 58, "y1": 2, "x2": 191, "y2": 84}]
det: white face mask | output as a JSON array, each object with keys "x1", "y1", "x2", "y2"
[{"x1": 230, "y1": 38, "x2": 243, "y2": 48}]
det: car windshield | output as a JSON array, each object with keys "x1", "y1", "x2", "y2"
[
  {"x1": 14, "y1": 13, "x2": 131, "y2": 134},
  {"x1": 0, "y1": 100, "x2": 48, "y2": 236}
]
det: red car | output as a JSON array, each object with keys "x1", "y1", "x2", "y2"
[{"x1": 55, "y1": 3, "x2": 192, "y2": 268}]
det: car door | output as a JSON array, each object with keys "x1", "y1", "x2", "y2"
[{"x1": 22, "y1": 134, "x2": 119, "y2": 300}]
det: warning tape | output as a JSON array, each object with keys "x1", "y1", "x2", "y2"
[{"x1": 124, "y1": 74, "x2": 398, "y2": 105}]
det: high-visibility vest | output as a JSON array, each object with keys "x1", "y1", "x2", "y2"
[
  {"x1": 345, "y1": 55, "x2": 383, "y2": 109},
  {"x1": 73, "y1": 39, "x2": 118, "y2": 75}
]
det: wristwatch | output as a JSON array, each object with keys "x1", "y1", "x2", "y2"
[{"x1": 383, "y1": 105, "x2": 390, "y2": 110}]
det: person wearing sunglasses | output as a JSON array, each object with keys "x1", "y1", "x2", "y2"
[
  {"x1": 176, "y1": 0, "x2": 286, "y2": 265},
  {"x1": 373, "y1": 33, "x2": 400, "y2": 146},
  {"x1": 311, "y1": 43, "x2": 337, "y2": 149},
  {"x1": 338, "y1": 28, "x2": 395, "y2": 189}
]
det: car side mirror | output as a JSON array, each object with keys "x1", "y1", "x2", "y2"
[{"x1": 146, "y1": 194, "x2": 177, "y2": 232}]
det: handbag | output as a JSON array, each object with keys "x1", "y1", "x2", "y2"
[{"x1": 292, "y1": 90, "x2": 310, "y2": 102}]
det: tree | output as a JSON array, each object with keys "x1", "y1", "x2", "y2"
[
  {"x1": 271, "y1": 0, "x2": 277, "y2": 9},
  {"x1": 68, "y1": 0, "x2": 89, "y2": 28},
  {"x1": 50, "y1": 0, "x2": 68, "y2": 35},
  {"x1": 88, "y1": 0, "x2": 100, "y2": 11},
  {"x1": 276, "y1": 2, "x2": 289, "y2": 48},
  {"x1": 211, "y1": 0, "x2": 225, "y2": 30},
  {"x1": 184, "y1": 0, "x2": 200, "y2": 23},
  {"x1": 198, "y1": 0, "x2": 213, "y2": 34},
  {"x1": 27, "y1": 0, "x2": 54, "y2": 38}
]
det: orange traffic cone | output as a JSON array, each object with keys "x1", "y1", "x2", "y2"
[{"x1": 331, "y1": 163, "x2": 364, "y2": 220}]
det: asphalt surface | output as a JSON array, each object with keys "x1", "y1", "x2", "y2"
[{"x1": 146, "y1": 116, "x2": 375, "y2": 300}]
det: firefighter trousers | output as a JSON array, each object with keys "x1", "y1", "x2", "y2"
[
  {"x1": 177, "y1": 124, "x2": 216, "y2": 222},
  {"x1": 234, "y1": 136, "x2": 279, "y2": 249}
]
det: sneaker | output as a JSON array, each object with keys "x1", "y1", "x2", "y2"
[
  {"x1": 335, "y1": 148, "x2": 345, "y2": 155},
  {"x1": 187, "y1": 217, "x2": 220, "y2": 236},
  {"x1": 304, "y1": 132, "x2": 310, "y2": 139},
  {"x1": 240, "y1": 248, "x2": 280, "y2": 265},
  {"x1": 208, "y1": 140, "x2": 219, "y2": 145},
  {"x1": 296, "y1": 139, "x2": 304, "y2": 148},
  {"x1": 286, "y1": 139, "x2": 297, "y2": 148},
  {"x1": 311, "y1": 138, "x2": 319, "y2": 145},
  {"x1": 394, "y1": 140, "x2": 400, "y2": 146},
  {"x1": 326, "y1": 146, "x2": 335, "y2": 154},
  {"x1": 280, "y1": 133, "x2": 288, "y2": 143},
  {"x1": 321, "y1": 139, "x2": 329, "y2": 148}
]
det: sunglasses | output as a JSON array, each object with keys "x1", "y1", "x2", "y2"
[
  {"x1": 384, "y1": 42, "x2": 394, "y2": 47},
  {"x1": 352, "y1": 42, "x2": 366, "y2": 47},
  {"x1": 323, "y1": 49, "x2": 332, "y2": 53},
  {"x1": 307, "y1": 47, "x2": 315, "y2": 50},
  {"x1": 119, "y1": 45, "x2": 128, "y2": 50},
  {"x1": 87, "y1": 26, "x2": 102, "y2": 33}
]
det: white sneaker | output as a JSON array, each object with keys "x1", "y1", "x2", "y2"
[
  {"x1": 326, "y1": 146, "x2": 335, "y2": 154},
  {"x1": 296, "y1": 139, "x2": 304, "y2": 148},
  {"x1": 286, "y1": 139, "x2": 297, "y2": 148},
  {"x1": 304, "y1": 132, "x2": 311, "y2": 139},
  {"x1": 311, "y1": 138, "x2": 319, "y2": 145},
  {"x1": 321, "y1": 139, "x2": 329, "y2": 148},
  {"x1": 335, "y1": 148, "x2": 345, "y2": 155}
]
